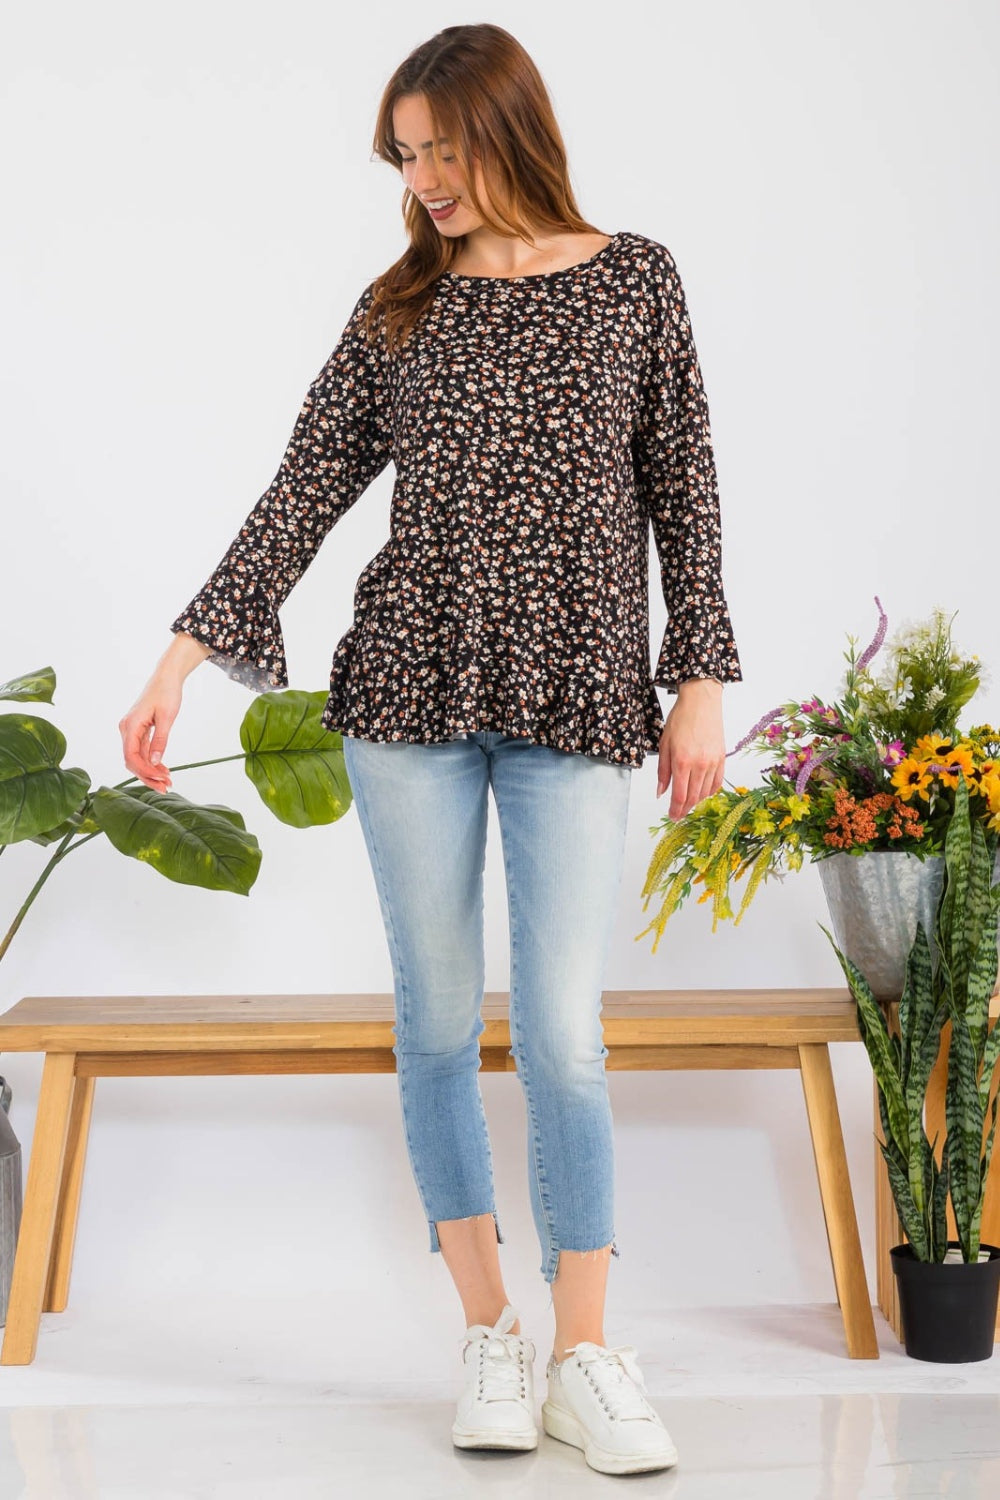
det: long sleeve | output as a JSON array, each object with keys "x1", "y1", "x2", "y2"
[
  {"x1": 169, "y1": 282, "x2": 394, "y2": 691},
  {"x1": 631, "y1": 247, "x2": 742, "y2": 694}
]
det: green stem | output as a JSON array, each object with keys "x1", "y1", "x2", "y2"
[
  {"x1": 109, "y1": 752, "x2": 246, "y2": 789},
  {"x1": 0, "y1": 753, "x2": 250, "y2": 963},
  {"x1": 0, "y1": 822, "x2": 81, "y2": 963}
]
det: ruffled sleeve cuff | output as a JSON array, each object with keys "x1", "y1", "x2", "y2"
[
  {"x1": 169, "y1": 575, "x2": 289, "y2": 693},
  {"x1": 652, "y1": 610, "x2": 743, "y2": 694}
]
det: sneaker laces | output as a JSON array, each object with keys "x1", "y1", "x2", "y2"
[
  {"x1": 459, "y1": 1304, "x2": 534, "y2": 1404},
  {"x1": 563, "y1": 1341, "x2": 659, "y2": 1422}
]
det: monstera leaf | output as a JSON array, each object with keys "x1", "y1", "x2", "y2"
[
  {"x1": 91, "y1": 786, "x2": 261, "y2": 894},
  {"x1": 0, "y1": 711, "x2": 91, "y2": 842},
  {"x1": 239, "y1": 689, "x2": 354, "y2": 828}
]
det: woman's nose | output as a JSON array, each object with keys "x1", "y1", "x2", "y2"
[{"x1": 410, "y1": 161, "x2": 442, "y2": 197}]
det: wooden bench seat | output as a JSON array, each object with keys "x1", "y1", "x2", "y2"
[{"x1": 0, "y1": 987, "x2": 879, "y2": 1365}]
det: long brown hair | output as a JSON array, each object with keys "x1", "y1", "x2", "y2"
[{"x1": 364, "y1": 24, "x2": 602, "y2": 354}]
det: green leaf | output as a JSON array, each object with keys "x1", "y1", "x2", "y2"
[
  {"x1": 820, "y1": 923, "x2": 908, "y2": 1151},
  {"x1": 938, "y1": 773, "x2": 972, "y2": 1002},
  {"x1": 90, "y1": 786, "x2": 261, "y2": 894},
  {"x1": 899, "y1": 920, "x2": 939, "y2": 1098},
  {"x1": 0, "y1": 667, "x2": 56, "y2": 702},
  {"x1": 0, "y1": 711, "x2": 91, "y2": 842},
  {"x1": 967, "y1": 920, "x2": 1000, "y2": 1066},
  {"x1": 931, "y1": 1135, "x2": 951, "y2": 1262},
  {"x1": 29, "y1": 809, "x2": 102, "y2": 845},
  {"x1": 881, "y1": 1140, "x2": 929, "y2": 1259},
  {"x1": 965, "y1": 813, "x2": 994, "y2": 987},
  {"x1": 239, "y1": 690, "x2": 354, "y2": 829},
  {"x1": 945, "y1": 986, "x2": 985, "y2": 1258},
  {"x1": 979, "y1": 1005, "x2": 1000, "y2": 1118}
]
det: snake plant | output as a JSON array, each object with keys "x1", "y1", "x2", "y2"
[{"x1": 821, "y1": 770, "x2": 1000, "y2": 1262}]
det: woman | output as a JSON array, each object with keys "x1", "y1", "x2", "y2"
[{"x1": 120, "y1": 22, "x2": 741, "y2": 1478}]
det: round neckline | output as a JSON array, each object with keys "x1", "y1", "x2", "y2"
[{"x1": 442, "y1": 231, "x2": 621, "y2": 284}]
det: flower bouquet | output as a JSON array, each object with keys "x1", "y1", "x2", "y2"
[{"x1": 637, "y1": 599, "x2": 1000, "y2": 950}]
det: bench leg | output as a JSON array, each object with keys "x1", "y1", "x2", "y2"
[
  {"x1": 1, "y1": 1052, "x2": 78, "y2": 1365},
  {"x1": 44, "y1": 1073, "x2": 96, "y2": 1313},
  {"x1": 797, "y1": 1043, "x2": 879, "y2": 1359}
]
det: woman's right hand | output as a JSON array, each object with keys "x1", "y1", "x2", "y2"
[{"x1": 119, "y1": 672, "x2": 183, "y2": 793}]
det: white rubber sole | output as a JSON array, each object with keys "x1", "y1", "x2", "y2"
[
  {"x1": 541, "y1": 1398, "x2": 679, "y2": 1475},
  {"x1": 452, "y1": 1419, "x2": 539, "y2": 1451}
]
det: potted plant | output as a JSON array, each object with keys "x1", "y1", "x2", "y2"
[
  {"x1": 636, "y1": 598, "x2": 1000, "y2": 1000},
  {"x1": 0, "y1": 664, "x2": 355, "y2": 1324},
  {"x1": 820, "y1": 771, "x2": 1000, "y2": 1361}
]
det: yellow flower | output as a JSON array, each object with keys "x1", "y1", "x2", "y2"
[
  {"x1": 934, "y1": 745, "x2": 976, "y2": 783},
  {"x1": 980, "y1": 770, "x2": 1000, "y2": 815},
  {"x1": 912, "y1": 733, "x2": 952, "y2": 762},
  {"x1": 891, "y1": 757, "x2": 934, "y2": 801},
  {"x1": 734, "y1": 785, "x2": 750, "y2": 795},
  {"x1": 785, "y1": 793, "x2": 811, "y2": 821},
  {"x1": 751, "y1": 808, "x2": 776, "y2": 836}
]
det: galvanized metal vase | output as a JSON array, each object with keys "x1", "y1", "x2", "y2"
[
  {"x1": 817, "y1": 851, "x2": 946, "y2": 1000},
  {"x1": 0, "y1": 1076, "x2": 22, "y2": 1326}
]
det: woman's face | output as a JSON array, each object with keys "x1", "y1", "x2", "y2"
[{"x1": 391, "y1": 92, "x2": 489, "y2": 239}]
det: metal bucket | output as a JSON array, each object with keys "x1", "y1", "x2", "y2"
[
  {"x1": 817, "y1": 851, "x2": 946, "y2": 1000},
  {"x1": 0, "y1": 1076, "x2": 23, "y2": 1326}
]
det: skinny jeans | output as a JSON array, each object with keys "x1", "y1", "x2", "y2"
[{"x1": 341, "y1": 729, "x2": 631, "y2": 1283}]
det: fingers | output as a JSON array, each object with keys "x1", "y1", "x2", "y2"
[
  {"x1": 119, "y1": 700, "x2": 176, "y2": 794},
  {"x1": 660, "y1": 755, "x2": 725, "y2": 821},
  {"x1": 668, "y1": 770, "x2": 693, "y2": 823},
  {"x1": 656, "y1": 746, "x2": 671, "y2": 799}
]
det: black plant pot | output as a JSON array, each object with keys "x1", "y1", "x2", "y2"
[{"x1": 890, "y1": 1241, "x2": 1000, "y2": 1362}]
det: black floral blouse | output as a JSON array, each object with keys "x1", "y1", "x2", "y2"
[{"x1": 169, "y1": 230, "x2": 742, "y2": 769}]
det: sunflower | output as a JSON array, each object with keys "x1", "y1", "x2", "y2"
[
  {"x1": 891, "y1": 757, "x2": 934, "y2": 802},
  {"x1": 931, "y1": 744, "x2": 976, "y2": 785},
  {"x1": 911, "y1": 733, "x2": 952, "y2": 762}
]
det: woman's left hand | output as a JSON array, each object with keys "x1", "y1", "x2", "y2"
[{"x1": 657, "y1": 679, "x2": 727, "y2": 820}]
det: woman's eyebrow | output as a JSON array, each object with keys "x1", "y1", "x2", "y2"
[{"x1": 392, "y1": 136, "x2": 451, "y2": 149}]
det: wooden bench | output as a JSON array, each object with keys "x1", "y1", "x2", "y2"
[{"x1": 0, "y1": 987, "x2": 879, "y2": 1365}]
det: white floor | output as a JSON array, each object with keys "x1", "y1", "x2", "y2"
[{"x1": 2, "y1": 1300, "x2": 999, "y2": 1498}]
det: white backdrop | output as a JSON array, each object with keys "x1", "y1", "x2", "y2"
[{"x1": 2, "y1": 0, "x2": 998, "y2": 1377}]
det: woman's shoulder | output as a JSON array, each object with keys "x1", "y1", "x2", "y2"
[{"x1": 614, "y1": 229, "x2": 680, "y2": 284}]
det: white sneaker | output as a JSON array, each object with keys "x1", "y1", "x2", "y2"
[
  {"x1": 542, "y1": 1340, "x2": 679, "y2": 1474},
  {"x1": 451, "y1": 1303, "x2": 538, "y2": 1451}
]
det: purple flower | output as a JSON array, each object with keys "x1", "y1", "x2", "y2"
[
  {"x1": 855, "y1": 596, "x2": 888, "y2": 674},
  {"x1": 728, "y1": 703, "x2": 788, "y2": 756},
  {"x1": 794, "y1": 743, "x2": 841, "y2": 795},
  {"x1": 881, "y1": 739, "x2": 906, "y2": 767}
]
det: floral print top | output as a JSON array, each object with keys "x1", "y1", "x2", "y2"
[{"x1": 169, "y1": 229, "x2": 742, "y2": 769}]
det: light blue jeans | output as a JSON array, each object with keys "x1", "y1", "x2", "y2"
[{"x1": 340, "y1": 730, "x2": 632, "y2": 1283}]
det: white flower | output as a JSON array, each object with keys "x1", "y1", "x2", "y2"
[{"x1": 891, "y1": 674, "x2": 914, "y2": 708}]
